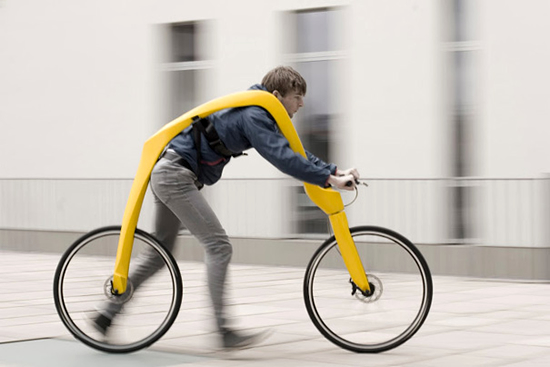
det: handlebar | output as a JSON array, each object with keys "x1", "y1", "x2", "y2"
[{"x1": 345, "y1": 179, "x2": 368, "y2": 188}]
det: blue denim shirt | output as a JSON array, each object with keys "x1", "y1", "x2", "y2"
[{"x1": 168, "y1": 84, "x2": 337, "y2": 186}]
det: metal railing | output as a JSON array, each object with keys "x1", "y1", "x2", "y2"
[{"x1": 1, "y1": 177, "x2": 548, "y2": 248}]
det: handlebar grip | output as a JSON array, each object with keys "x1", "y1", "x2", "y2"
[{"x1": 345, "y1": 179, "x2": 360, "y2": 187}]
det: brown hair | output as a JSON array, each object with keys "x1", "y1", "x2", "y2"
[{"x1": 261, "y1": 66, "x2": 307, "y2": 97}]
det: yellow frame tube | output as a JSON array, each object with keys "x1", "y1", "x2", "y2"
[{"x1": 112, "y1": 90, "x2": 369, "y2": 294}]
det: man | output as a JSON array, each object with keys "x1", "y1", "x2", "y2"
[{"x1": 92, "y1": 66, "x2": 360, "y2": 349}]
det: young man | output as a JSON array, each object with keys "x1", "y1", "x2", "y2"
[{"x1": 92, "y1": 66, "x2": 360, "y2": 349}]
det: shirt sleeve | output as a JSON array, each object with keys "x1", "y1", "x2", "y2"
[
  {"x1": 241, "y1": 108, "x2": 333, "y2": 187},
  {"x1": 305, "y1": 150, "x2": 337, "y2": 175}
]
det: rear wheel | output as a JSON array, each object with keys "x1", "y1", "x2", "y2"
[
  {"x1": 303, "y1": 226, "x2": 432, "y2": 353},
  {"x1": 53, "y1": 226, "x2": 183, "y2": 353}
]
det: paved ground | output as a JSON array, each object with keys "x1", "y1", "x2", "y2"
[{"x1": 1, "y1": 249, "x2": 550, "y2": 367}]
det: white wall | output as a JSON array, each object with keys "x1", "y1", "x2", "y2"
[
  {"x1": 348, "y1": 0, "x2": 444, "y2": 179},
  {"x1": 481, "y1": 0, "x2": 550, "y2": 178},
  {"x1": 1, "y1": 0, "x2": 549, "y2": 247},
  {"x1": 0, "y1": 0, "x2": 156, "y2": 179},
  {"x1": 0, "y1": 0, "x2": 445, "y2": 180}
]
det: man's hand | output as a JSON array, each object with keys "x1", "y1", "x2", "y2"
[
  {"x1": 327, "y1": 174, "x2": 356, "y2": 191},
  {"x1": 336, "y1": 167, "x2": 360, "y2": 180}
]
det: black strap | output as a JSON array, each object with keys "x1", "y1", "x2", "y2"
[
  {"x1": 192, "y1": 117, "x2": 203, "y2": 178},
  {"x1": 192, "y1": 117, "x2": 245, "y2": 158},
  {"x1": 190, "y1": 116, "x2": 247, "y2": 181}
]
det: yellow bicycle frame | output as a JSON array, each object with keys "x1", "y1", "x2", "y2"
[{"x1": 111, "y1": 90, "x2": 369, "y2": 294}]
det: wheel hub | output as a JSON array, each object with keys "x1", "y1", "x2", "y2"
[
  {"x1": 350, "y1": 274, "x2": 383, "y2": 303},
  {"x1": 104, "y1": 276, "x2": 134, "y2": 304}
]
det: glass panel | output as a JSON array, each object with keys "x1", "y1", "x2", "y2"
[
  {"x1": 168, "y1": 69, "x2": 199, "y2": 122},
  {"x1": 296, "y1": 10, "x2": 330, "y2": 53},
  {"x1": 446, "y1": 0, "x2": 479, "y2": 243},
  {"x1": 295, "y1": 8, "x2": 345, "y2": 53},
  {"x1": 291, "y1": 9, "x2": 343, "y2": 234},
  {"x1": 451, "y1": 0, "x2": 478, "y2": 42},
  {"x1": 294, "y1": 61, "x2": 332, "y2": 162},
  {"x1": 454, "y1": 50, "x2": 477, "y2": 113},
  {"x1": 171, "y1": 23, "x2": 196, "y2": 62},
  {"x1": 293, "y1": 61, "x2": 336, "y2": 234}
]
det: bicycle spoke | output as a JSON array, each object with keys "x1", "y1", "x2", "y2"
[
  {"x1": 53, "y1": 227, "x2": 182, "y2": 353},
  {"x1": 304, "y1": 226, "x2": 432, "y2": 353}
]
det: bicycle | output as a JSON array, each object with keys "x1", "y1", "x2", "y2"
[{"x1": 53, "y1": 90, "x2": 433, "y2": 354}]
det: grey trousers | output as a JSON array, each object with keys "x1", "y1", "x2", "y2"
[{"x1": 101, "y1": 157, "x2": 233, "y2": 331}]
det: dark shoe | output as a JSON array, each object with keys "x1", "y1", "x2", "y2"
[
  {"x1": 221, "y1": 329, "x2": 272, "y2": 350},
  {"x1": 86, "y1": 311, "x2": 112, "y2": 335}
]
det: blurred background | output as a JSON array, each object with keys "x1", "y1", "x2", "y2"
[{"x1": 1, "y1": 0, "x2": 550, "y2": 279}]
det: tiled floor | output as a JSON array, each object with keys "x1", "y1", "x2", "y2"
[{"x1": 1, "y1": 250, "x2": 550, "y2": 366}]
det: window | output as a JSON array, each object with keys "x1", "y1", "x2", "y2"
[
  {"x1": 284, "y1": 8, "x2": 346, "y2": 235},
  {"x1": 444, "y1": 0, "x2": 480, "y2": 243},
  {"x1": 158, "y1": 21, "x2": 213, "y2": 233},
  {"x1": 161, "y1": 21, "x2": 214, "y2": 124}
]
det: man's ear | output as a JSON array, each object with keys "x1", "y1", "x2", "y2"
[{"x1": 273, "y1": 90, "x2": 282, "y2": 100}]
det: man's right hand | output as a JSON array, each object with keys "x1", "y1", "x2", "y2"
[
  {"x1": 336, "y1": 167, "x2": 360, "y2": 180},
  {"x1": 327, "y1": 174, "x2": 356, "y2": 191}
]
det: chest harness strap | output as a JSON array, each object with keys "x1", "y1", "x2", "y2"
[{"x1": 190, "y1": 116, "x2": 247, "y2": 178}]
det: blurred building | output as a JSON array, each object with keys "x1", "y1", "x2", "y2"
[{"x1": 1, "y1": 0, "x2": 550, "y2": 278}]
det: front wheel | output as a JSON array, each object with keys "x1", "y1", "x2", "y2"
[
  {"x1": 53, "y1": 226, "x2": 183, "y2": 353},
  {"x1": 303, "y1": 226, "x2": 433, "y2": 353}
]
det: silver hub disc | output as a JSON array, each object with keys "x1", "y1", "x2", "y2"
[
  {"x1": 104, "y1": 276, "x2": 134, "y2": 305},
  {"x1": 355, "y1": 273, "x2": 383, "y2": 303}
]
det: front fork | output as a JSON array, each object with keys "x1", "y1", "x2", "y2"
[{"x1": 329, "y1": 211, "x2": 371, "y2": 293}]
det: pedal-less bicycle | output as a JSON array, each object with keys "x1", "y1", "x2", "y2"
[{"x1": 53, "y1": 91, "x2": 432, "y2": 354}]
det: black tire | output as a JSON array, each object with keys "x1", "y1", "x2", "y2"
[
  {"x1": 53, "y1": 226, "x2": 183, "y2": 353},
  {"x1": 303, "y1": 226, "x2": 432, "y2": 353}
]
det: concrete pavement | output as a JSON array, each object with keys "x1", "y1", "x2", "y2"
[{"x1": 1, "y1": 250, "x2": 550, "y2": 366}]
